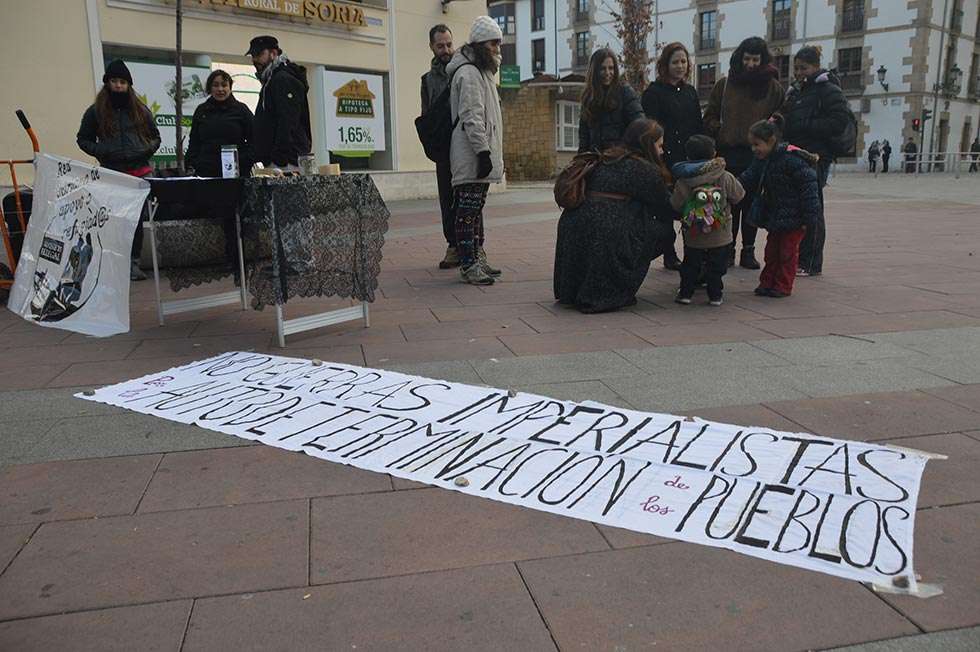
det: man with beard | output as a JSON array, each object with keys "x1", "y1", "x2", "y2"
[
  {"x1": 447, "y1": 17, "x2": 505, "y2": 286},
  {"x1": 247, "y1": 35, "x2": 312, "y2": 170},
  {"x1": 703, "y1": 37, "x2": 784, "y2": 269},
  {"x1": 421, "y1": 24, "x2": 459, "y2": 269}
]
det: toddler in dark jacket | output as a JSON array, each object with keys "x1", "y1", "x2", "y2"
[
  {"x1": 670, "y1": 135, "x2": 745, "y2": 305},
  {"x1": 739, "y1": 115, "x2": 820, "y2": 297}
]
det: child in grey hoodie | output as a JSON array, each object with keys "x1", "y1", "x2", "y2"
[{"x1": 670, "y1": 135, "x2": 745, "y2": 305}]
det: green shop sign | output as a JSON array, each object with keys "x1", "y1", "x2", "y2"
[{"x1": 499, "y1": 65, "x2": 520, "y2": 88}]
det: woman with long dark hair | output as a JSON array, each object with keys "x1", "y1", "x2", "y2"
[
  {"x1": 555, "y1": 118, "x2": 675, "y2": 313},
  {"x1": 577, "y1": 48, "x2": 644, "y2": 153},
  {"x1": 642, "y1": 42, "x2": 703, "y2": 270},
  {"x1": 703, "y1": 37, "x2": 784, "y2": 269},
  {"x1": 77, "y1": 60, "x2": 161, "y2": 280},
  {"x1": 185, "y1": 69, "x2": 253, "y2": 177}
]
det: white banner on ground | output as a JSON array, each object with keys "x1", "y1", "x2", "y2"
[
  {"x1": 78, "y1": 352, "x2": 929, "y2": 588},
  {"x1": 7, "y1": 154, "x2": 149, "y2": 336}
]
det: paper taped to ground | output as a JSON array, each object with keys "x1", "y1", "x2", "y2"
[
  {"x1": 7, "y1": 154, "x2": 149, "y2": 336},
  {"x1": 77, "y1": 351, "x2": 931, "y2": 589}
]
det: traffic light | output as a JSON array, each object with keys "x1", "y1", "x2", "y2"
[
  {"x1": 921, "y1": 108, "x2": 933, "y2": 122},
  {"x1": 913, "y1": 118, "x2": 920, "y2": 131}
]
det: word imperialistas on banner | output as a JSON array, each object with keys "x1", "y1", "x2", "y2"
[{"x1": 78, "y1": 351, "x2": 931, "y2": 589}]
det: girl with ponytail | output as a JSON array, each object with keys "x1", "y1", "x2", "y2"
[{"x1": 738, "y1": 114, "x2": 820, "y2": 298}]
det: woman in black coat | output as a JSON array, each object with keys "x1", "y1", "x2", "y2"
[
  {"x1": 555, "y1": 119, "x2": 675, "y2": 313},
  {"x1": 578, "y1": 48, "x2": 644, "y2": 153},
  {"x1": 780, "y1": 46, "x2": 851, "y2": 276},
  {"x1": 77, "y1": 59, "x2": 161, "y2": 280},
  {"x1": 642, "y1": 42, "x2": 703, "y2": 269},
  {"x1": 186, "y1": 70, "x2": 254, "y2": 177}
]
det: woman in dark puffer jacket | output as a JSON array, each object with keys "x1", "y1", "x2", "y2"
[
  {"x1": 780, "y1": 46, "x2": 851, "y2": 276},
  {"x1": 577, "y1": 48, "x2": 644, "y2": 153}
]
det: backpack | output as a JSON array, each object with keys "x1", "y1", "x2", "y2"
[
  {"x1": 554, "y1": 152, "x2": 602, "y2": 209},
  {"x1": 681, "y1": 183, "x2": 727, "y2": 234},
  {"x1": 827, "y1": 101, "x2": 858, "y2": 158},
  {"x1": 415, "y1": 62, "x2": 475, "y2": 164}
]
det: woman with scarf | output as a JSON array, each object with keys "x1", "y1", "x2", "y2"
[
  {"x1": 642, "y1": 42, "x2": 704, "y2": 271},
  {"x1": 577, "y1": 48, "x2": 645, "y2": 154},
  {"x1": 781, "y1": 45, "x2": 851, "y2": 276},
  {"x1": 703, "y1": 37, "x2": 784, "y2": 269},
  {"x1": 77, "y1": 59, "x2": 161, "y2": 280}
]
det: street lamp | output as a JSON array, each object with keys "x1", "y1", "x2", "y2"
[
  {"x1": 935, "y1": 63, "x2": 963, "y2": 109},
  {"x1": 876, "y1": 65, "x2": 889, "y2": 92}
]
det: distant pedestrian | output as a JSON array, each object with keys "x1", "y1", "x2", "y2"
[
  {"x1": 903, "y1": 138, "x2": 918, "y2": 173},
  {"x1": 970, "y1": 138, "x2": 980, "y2": 173},
  {"x1": 420, "y1": 24, "x2": 459, "y2": 270},
  {"x1": 578, "y1": 48, "x2": 644, "y2": 153},
  {"x1": 76, "y1": 59, "x2": 161, "y2": 281},
  {"x1": 703, "y1": 37, "x2": 784, "y2": 270},
  {"x1": 739, "y1": 115, "x2": 820, "y2": 299},
  {"x1": 448, "y1": 16, "x2": 505, "y2": 285},
  {"x1": 642, "y1": 41, "x2": 703, "y2": 271},
  {"x1": 781, "y1": 45, "x2": 849, "y2": 277},
  {"x1": 247, "y1": 35, "x2": 312, "y2": 169},
  {"x1": 881, "y1": 139, "x2": 892, "y2": 172},
  {"x1": 867, "y1": 140, "x2": 880, "y2": 173}
]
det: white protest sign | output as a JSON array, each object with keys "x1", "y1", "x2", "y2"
[
  {"x1": 322, "y1": 69, "x2": 386, "y2": 152},
  {"x1": 127, "y1": 61, "x2": 210, "y2": 163},
  {"x1": 78, "y1": 351, "x2": 931, "y2": 589},
  {"x1": 7, "y1": 154, "x2": 149, "y2": 337}
]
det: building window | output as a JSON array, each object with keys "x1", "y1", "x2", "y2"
[
  {"x1": 699, "y1": 11, "x2": 717, "y2": 50},
  {"x1": 556, "y1": 101, "x2": 581, "y2": 151},
  {"x1": 837, "y1": 47, "x2": 863, "y2": 91},
  {"x1": 841, "y1": 0, "x2": 864, "y2": 33},
  {"x1": 532, "y1": 0, "x2": 545, "y2": 32},
  {"x1": 697, "y1": 63, "x2": 716, "y2": 99},
  {"x1": 575, "y1": 31, "x2": 589, "y2": 67},
  {"x1": 501, "y1": 43, "x2": 516, "y2": 67},
  {"x1": 489, "y1": 3, "x2": 515, "y2": 36},
  {"x1": 532, "y1": 38, "x2": 546, "y2": 73},
  {"x1": 576, "y1": 0, "x2": 589, "y2": 21},
  {"x1": 772, "y1": 0, "x2": 791, "y2": 41},
  {"x1": 775, "y1": 54, "x2": 790, "y2": 86}
]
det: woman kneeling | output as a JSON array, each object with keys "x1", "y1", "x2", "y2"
[{"x1": 553, "y1": 118, "x2": 675, "y2": 313}]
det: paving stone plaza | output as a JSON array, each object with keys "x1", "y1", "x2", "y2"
[{"x1": 1, "y1": 173, "x2": 978, "y2": 650}]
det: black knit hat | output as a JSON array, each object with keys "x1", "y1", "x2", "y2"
[
  {"x1": 103, "y1": 59, "x2": 133, "y2": 85},
  {"x1": 246, "y1": 35, "x2": 281, "y2": 56}
]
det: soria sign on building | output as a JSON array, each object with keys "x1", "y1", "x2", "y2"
[{"x1": 195, "y1": 0, "x2": 367, "y2": 27}]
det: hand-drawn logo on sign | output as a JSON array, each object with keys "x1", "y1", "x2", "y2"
[{"x1": 333, "y1": 79, "x2": 375, "y2": 118}]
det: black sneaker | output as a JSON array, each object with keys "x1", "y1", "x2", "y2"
[
  {"x1": 674, "y1": 291, "x2": 692, "y2": 305},
  {"x1": 754, "y1": 286, "x2": 772, "y2": 296}
]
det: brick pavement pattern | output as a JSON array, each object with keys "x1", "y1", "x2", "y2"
[{"x1": 1, "y1": 174, "x2": 979, "y2": 650}]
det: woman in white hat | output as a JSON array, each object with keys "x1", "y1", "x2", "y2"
[{"x1": 446, "y1": 16, "x2": 505, "y2": 285}]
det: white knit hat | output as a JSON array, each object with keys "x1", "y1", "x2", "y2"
[{"x1": 469, "y1": 16, "x2": 503, "y2": 44}]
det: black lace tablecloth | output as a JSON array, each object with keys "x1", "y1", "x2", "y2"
[
  {"x1": 240, "y1": 175, "x2": 388, "y2": 309},
  {"x1": 149, "y1": 175, "x2": 388, "y2": 309}
]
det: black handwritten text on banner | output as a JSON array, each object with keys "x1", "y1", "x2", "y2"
[{"x1": 78, "y1": 352, "x2": 929, "y2": 588}]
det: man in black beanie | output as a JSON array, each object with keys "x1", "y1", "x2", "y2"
[{"x1": 246, "y1": 35, "x2": 312, "y2": 169}]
